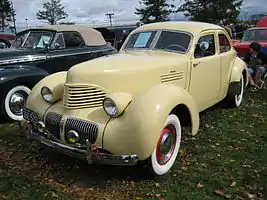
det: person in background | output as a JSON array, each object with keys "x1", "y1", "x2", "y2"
[{"x1": 244, "y1": 42, "x2": 267, "y2": 92}]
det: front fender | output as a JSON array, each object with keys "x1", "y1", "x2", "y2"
[
  {"x1": 230, "y1": 57, "x2": 248, "y2": 87},
  {"x1": 0, "y1": 64, "x2": 49, "y2": 86},
  {"x1": 26, "y1": 71, "x2": 67, "y2": 120},
  {"x1": 103, "y1": 84, "x2": 200, "y2": 160}
]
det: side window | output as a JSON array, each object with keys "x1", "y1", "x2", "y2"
[
  {"x1": 53, "y1": 33, "x2": 65, "y2": 49},
  {"x1": 218, "y1": 33, "x2": 231, "y2": 53},
  {"x1": 194, "y1": 34, "x2": 216, "y2": 58},
  {"x1": 63, "y1": 31, "x2": 85, "y2": 48}
]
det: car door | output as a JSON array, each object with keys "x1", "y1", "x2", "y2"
[
  {"x1": 189, "y1": 32, "x2": 221, "y2": 111},
  {"x1": 45, "y1": 31, "x2": 94, "y2": 74},
  {"x1": 217, "y1": 31, "x2": 236, "y2": 98}
]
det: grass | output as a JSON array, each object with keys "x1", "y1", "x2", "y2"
[{"x1": 0, "y1": 89, "x2": 267, "y2": 200}]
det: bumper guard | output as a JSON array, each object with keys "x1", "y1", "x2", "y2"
[{"x1": 20, "y1": 120, "x2": 139, "y2": 166}]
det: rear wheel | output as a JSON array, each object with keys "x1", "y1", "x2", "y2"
[
  {"x1": 225, "y1": 75, "x2": 244, "y2": 108},
  {"x1": 148, "y1": 114, "x2": 182, "y2": 176},
  {"x1": 1, "y1": 85, "x2": 31, "y2": 121}
]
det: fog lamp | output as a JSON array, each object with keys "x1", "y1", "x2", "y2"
[{"x1": 67, "y1": 130, "x2": 80, "y2": 143}]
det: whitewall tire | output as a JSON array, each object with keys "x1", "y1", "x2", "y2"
[
  {"x1": 3, "y1": 85, "x2": 31, "y2": 121},
  {"x1": 226, "y1": 75, "x2": 244, "y2": 108},
  {"x1": 234, "y1": 75, "x2": 244, "y2": 107},
  {"x1": 150, "y1": 114, "x2": 181, "y2": 176}
]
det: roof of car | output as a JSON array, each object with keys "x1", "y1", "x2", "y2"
[
  {"x1": 133, "y1": 21, "x2": 223, "y2": 35},
  {"x1": 21, "y1": 25, "x2": 106, "y2": 46}
]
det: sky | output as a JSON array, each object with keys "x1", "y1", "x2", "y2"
[{"x1": 12, "y1": 0, "x2": 266, "y2": 28}]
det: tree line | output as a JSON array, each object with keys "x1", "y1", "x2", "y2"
[{"x1": 0, "y1": 0, "x2": 266, "y2": 31}]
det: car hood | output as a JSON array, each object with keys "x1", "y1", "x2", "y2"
[
  {"x1": 66, "y1": 51, "x2": 188, "y2": 95},
  {"x1": 0, "y1": 48, "x2": 46, "y2": 65}
]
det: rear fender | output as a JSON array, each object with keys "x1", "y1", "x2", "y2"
[{"x1": 230, "y1": 57, "x2": 248, "y2": 87}]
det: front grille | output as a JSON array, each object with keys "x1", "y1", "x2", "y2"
[
  {"x1": 65, "y1": 117, "x2": 98, "y2": 145},
  {"x1": 45, "y1": 112, "x2": 62, "y2": 139},
  {"x1": 63, "y1": 84, "x2": 107, "y2": 109},
  {"x1": 22, "y1": 107, "x2": 39, "y2": 123}
]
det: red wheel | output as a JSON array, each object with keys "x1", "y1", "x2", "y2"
[{"x1": 155, "y1": 124, "x2": 177, "y2": 165}]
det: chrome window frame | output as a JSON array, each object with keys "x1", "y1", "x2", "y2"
[
  {"x1": 51, "y1": 32, "x2": 66, "y2": 49},
  {"x1": 21, "y1": 30, "x2": 53, "y2": 48}
]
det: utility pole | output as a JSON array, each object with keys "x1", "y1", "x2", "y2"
[
  {"x1": 11, "y1": 0, "x2": 16, "y2": 34},
  {"x1": 105, "y1": 12, "x2": 114, "y2": 27},
  {"x1": 25, "y1": 18, "x2": 28, "y2": 28}
]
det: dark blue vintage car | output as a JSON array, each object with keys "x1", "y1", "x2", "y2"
[{"x1": 0, "y1": 25, "x2": 117, "y2": 121}]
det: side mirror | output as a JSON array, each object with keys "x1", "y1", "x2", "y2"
[{"x1": 199, "y1": 41, "x2": 210, "y2": 52}]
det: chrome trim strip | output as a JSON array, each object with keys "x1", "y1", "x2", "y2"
[
  {"x1": 0, "y1": 48, "x2": 112, "y2": 65},
  {"x1": 0, "y1": 55, "x2": 46, "y2": 65},
  {"x1": 50, "y1": 48, "x2": 112, "y2": 57}
]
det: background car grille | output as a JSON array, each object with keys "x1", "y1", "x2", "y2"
[
  {"x1": 63, "y1": 84, "x2": 107, "y2": 109},
  {"x1": 22, "y1": 107, "x2": 39, "y2": 124},
  {"x1": 45, "y1": 112, "x2": 62, "y2": 140},
  {"x1": 64, "y1": 117, "x2": 98, "y2": 145}
]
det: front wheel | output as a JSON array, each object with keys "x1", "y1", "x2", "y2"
[
  {"x1": 1, "y1": 85, "x2": 31, "y2": 121},
  {"x1": 148, "y1": 114, "x2": 182, "y2": 176},
  {"x1": 225, "y1": 75, "x2": 244, "y2": 108}
]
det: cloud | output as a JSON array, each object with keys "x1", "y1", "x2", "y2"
[{"x1": 12, "y1": 0, "x2": 266, "y2": 29}]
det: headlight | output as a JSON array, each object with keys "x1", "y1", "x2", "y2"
[
  {"x1": 103, "y1": 98, "x2": 118, "y2": 116},
  {"x1": 103, "y1": 93, "x2": 132, "y2": 117},
  {"x1": 41, "y1": 86, "x2": 53, "y2": 102}
]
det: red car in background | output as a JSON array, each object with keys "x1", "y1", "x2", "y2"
[
  {"x1": 234, "y1": 17, "x2": 267, "y2": 58},
  {"x1": 0, "y1": 32, "x2": 16, "y2": 48}
]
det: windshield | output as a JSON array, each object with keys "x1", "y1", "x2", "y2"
[
  {"x1": 12, "y1": 31, "x2": 53, "y2": 49},
  {"x1": 242, "y1": 29, "x2": 267, "y2": 41},
  {"x1": 125, "y1": 31, "x2": 157, "y2": 49},
  {"x1": 124, "y1": 30, "x2": 191, "y2": 53}
]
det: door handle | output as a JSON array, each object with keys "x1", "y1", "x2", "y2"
[{"x1": 193, "y1": 62, "x2": 200, "y2": 67}]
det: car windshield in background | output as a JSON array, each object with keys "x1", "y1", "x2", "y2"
[
  {"x1": 12, "y1": 31, "x2": 53, "y2": 49},
  {"x1": 242, "y1": 29, "x2": 267, "y2": 41},
  {"x1": 124, "y1": 30, "x2": 191, "y2": 53}
]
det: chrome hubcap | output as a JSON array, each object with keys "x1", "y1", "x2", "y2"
[
  {"x1": 159, "y1": 133, "x2": 173, "y2": 155},
  {"x1": 156, "y1": 125, "x2": 176, "y2": 165},
  {"x1": 9, "y1": 92, "x2": 27, "y2": 115}
]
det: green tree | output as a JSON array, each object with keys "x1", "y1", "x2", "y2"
[
  {"x1": 178, "y1": 0, "x2": 243, "y2": 24},
  {"x1": 0, "y1": 0, "x2": 13, "y2": 32},
  {"x1": 36, "y1": 0, "x2": 68, "y2": 25},
  {"x1": 135, "y1": 0, "x2": 177, "y2": 24}
]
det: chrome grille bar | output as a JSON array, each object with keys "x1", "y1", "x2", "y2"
[
  {"x1": 63, "y1": 84, "x2": 107, "y2": 109},
  {"x1": 65, "y1": 117, "x2": 98, "y2": 145}
]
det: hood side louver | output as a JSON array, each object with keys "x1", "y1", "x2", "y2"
[{"x1": 160, "y1": 71, "x2": 184, "y2": 83}]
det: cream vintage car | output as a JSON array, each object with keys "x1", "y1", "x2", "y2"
[{"x1": 21, "y1": 21, "x2": 248, "y2": 176}]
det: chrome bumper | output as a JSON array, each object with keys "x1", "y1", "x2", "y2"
[{"x1": 20, "y1": 120, "x2": 139, "y2": 166}]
